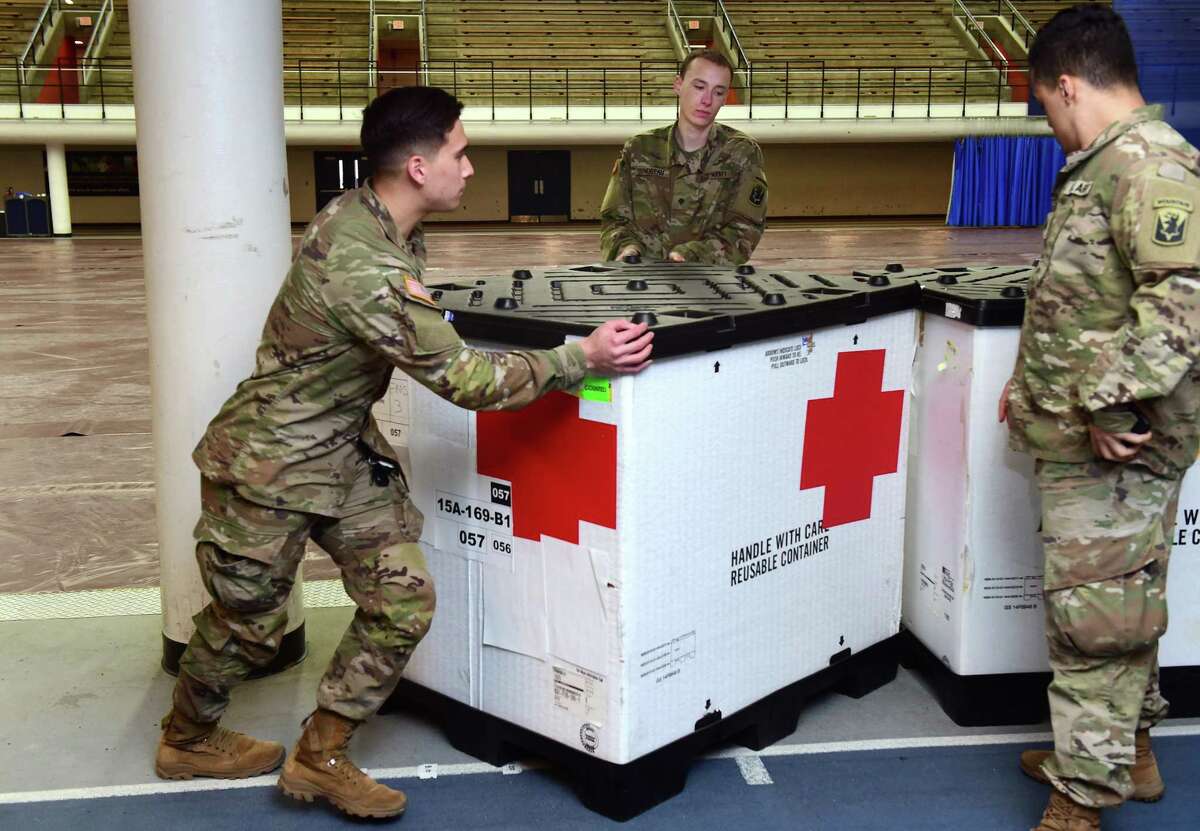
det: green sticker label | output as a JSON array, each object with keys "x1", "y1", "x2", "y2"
[{"x1": 578, "y1": 377, "x2": 612, "y2": 403}]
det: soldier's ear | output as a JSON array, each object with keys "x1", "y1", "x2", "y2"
[
  {"x1": 1057, "y1": 75, "x2": 1076, "y2": 106},
  {"x1": 673, "y1": 75, "x2": 684, "y2": 96},
  {"x1": 405, "y1": 154, "x2": 427, "y2": 187}
]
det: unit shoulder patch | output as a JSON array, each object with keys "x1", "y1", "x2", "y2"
[
  {"x1": 1152, "y1": 197, "x2": 1192, "y2": 246},
  {"x1": 733, "y1": 174, "x2": 768, "y2": 220}
]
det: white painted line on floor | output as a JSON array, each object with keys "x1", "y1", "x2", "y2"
[
  {"x1": 4, "y1": 726, "x2": 1199, "y2": 806},
  {"x1": 711, "y1": 723, "x2": 1200, "y2": 760},
  {"x1": 0, "y1": 579, "x2": 354, "y2": 622},
  {"x1": 0, "y1": 760, "x2": 520, "y2": 805},
  {"x1": 736, "y1": 755, "x2": 774, "y2": 786},
  {"x1": 712, "y1": 731, "x2": 1055, "y2": 760}
]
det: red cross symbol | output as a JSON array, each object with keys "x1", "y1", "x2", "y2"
[
  {"x1": 800, "y1": 350, "x2": 904, "y2": 528},
  {"x1": 476, "y1": 392, "x2": 617, "y2": 543}
]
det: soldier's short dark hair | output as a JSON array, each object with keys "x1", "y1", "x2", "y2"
[
  {"x1": 678, "y1": 48, "x2": 734, "y2": 83},
  {"x1": 1029, "y1": 4, "x2": 1139, "y2": 90},
  {"x1": 361, "y1": 86, "x2": 464, "y2": 175}
]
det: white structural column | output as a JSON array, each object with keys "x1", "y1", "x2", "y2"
[
  {"x1": 45, "y1": 142, "x2": 71, "y2": 235},
  {"x1": 129, "y1": 0, "x2": 305, "y2": 672}
]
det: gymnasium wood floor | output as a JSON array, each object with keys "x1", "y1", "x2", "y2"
[{"x1": 0, "y1": 223, "x2": 1041, "y2": 595}]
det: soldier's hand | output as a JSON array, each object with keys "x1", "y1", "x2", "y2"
[
  {"x1": 618, "y1": 244, "x2": 641, "y2": 261},
  {"x1": 668, "y1": 251, "x2": 686, "y2": 262},
  {"x1": 998, "y1": 378, "x2": 1011, "y2": 423},
  {"x1": 580, "y1": 320, "x2": 654, "y2": 375},
  {"x1": 1088, "y1": 424, "x2": 1152, "y2": 462}
]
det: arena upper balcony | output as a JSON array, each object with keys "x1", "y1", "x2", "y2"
[{"x1": 0, "y1": 0, "x2": 1163, "y2": 146}]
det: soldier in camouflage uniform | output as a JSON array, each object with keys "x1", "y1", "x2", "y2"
[
  {"x1": 154, "y1": 86, "x2": 653, "y2": 819},
  {"x1": 1000, "y1": 7, "x2": 1200, "y2": 830},
  {"x1": 599, "y1": 48, "x2": 768, "y2": 265}
]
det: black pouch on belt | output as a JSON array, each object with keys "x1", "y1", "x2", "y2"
[{"x1": 356, "y1": 438, "x2": 406, "y2": 488}]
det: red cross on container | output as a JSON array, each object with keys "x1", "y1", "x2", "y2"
[
  {"x1": 476, "y1": 391, "x2": 617, "y2": 544},
  {"x1": 800, "y1": 350, "x2": 904, "y2": 528}
]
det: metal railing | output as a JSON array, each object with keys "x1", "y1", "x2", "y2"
[
  {"x1": 952, "y1": 0, "x2": 1010, "y2": 78},
  {"x1": 367, "y1": 0, "x2": 377, "y2": 68},
  {"x1": 19, "y1": 0, "x2": 64, "y2": 84},
  {"x1": 714, "y1": 0, "x2": 749, "y2": 71},
  {"x1": 0, "y1": 56, "x2": 1037, "y2": 122},
  {"x1": 666, "y1": 0, "x2": 691, "y2": 57},
  {"x1": 998, "y1": 0, "x2": 1038, "y2": 49},
  {"x1": 963, "y1": 1, "x2": 1038, "y2": 49},
  {"x1": 744, "y1": 60, "x2": 1014, "y2": 119},
  {"x1": 417, "y1": 0, "x2": 428, "y2": 65},
  {"x1": 81, "y1": 0, "x2": 115, "y2": 89},
  {"x1": 370, "y1": 0, "x2": 428, "y2": 86}
]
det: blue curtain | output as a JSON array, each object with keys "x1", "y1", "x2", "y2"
[
  {"x1": 947, "y1": 136, "x2": 1064, "y2": 227},
  {"x1": 1115, "y1": 0, "x2": 1200, "y2": 147}
]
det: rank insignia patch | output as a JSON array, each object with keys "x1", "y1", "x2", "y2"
[{"x1": 1153, "y1": 197, "x2": 1193, "y2": 246}]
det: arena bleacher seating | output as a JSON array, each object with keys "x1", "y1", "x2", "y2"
[
  {"x1": 0, "y1": 0, "x2": 45, "y2": 61},
  {"x1": 1018, "y1": 0, "x2": 1111, "y2": 28},
  {"x1": 0, "y1": 0, "x2": 1043, "y2": 111},
  {"x1": 424, "y1": 0, "x2": 680, "y2": 107},
  {"x1": 723, "y1": 0, "x2": 1003, "y2": 106}
]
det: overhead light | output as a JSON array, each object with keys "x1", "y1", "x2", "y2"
[
  {"x1": 74, "y1": 40, "x2": 83, "y2": 45},
  {"x1": 65, "y1": 0, "x2": 74, "y2": 5}
]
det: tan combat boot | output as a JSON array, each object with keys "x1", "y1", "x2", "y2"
[
  {"x1": 1020, "y1": 728, "x2": 1164, "y2": 802},
  {"x1": 155, "y1": 708, "x2": 285, "y2": 780},
  {"x1": 277, "y1": 708, "x2": 407, "y2": 819},
  {"x1": 1033, "y1": 790, "x2": 1101, "y2": 831},
  {"x1": 1131, "y1": 728, "x2": 1166, "y2": 801}
]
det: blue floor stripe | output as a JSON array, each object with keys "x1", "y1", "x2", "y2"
[{"x1": 4, "y1": 736, "x2": 1198, "y2": 829}]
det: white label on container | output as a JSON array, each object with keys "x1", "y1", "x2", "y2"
[
  {"x1": 944, "y1": 302, "x2": 963, "y2": 320},
  {"x1": 763, "y1": 336, "x2": 815, "y2": 371},
  {"x1": 553, "y1": 663, "x2": 607, "y2": 726},
  {"x1": 982, "y1": 574, "x2": 1043, "y2": 612},
  {"x1": 637, "y1": 630, "x2": 697, "y2": 685},
  {"x1": 434, "y1": 480, "x2": 514, "y2": 568},
  {"x1": 373, "y1": 375, "x2": 412, "y2": 450}
]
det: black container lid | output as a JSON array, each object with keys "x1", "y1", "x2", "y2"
[
  {"x1": 850, "y1": 264, "x2": 1035, "y2": 327},
  {"x1": 426, "y1": 261, "x2": 920, "y2": 358}
]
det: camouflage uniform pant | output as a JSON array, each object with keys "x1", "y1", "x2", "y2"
[
  {"x1": 1036, "y1": 460, "x2": 1180, "y2": 808},
  {"x1": 172, "y1": 468, "x2": 435, "y2": 724}
]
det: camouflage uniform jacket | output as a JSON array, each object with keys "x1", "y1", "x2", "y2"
[
  {"x1": 193, "y1": 182, "x2": 588, "y2": 516},
  {"x1": 1007, "y1": 105, "x2": 1200, "y2": 479},
  {"x1": 599, "y1": 122, "x2": 768, "y2": 264}
]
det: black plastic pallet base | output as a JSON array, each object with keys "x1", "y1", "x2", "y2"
[
  {"x1": 899, "y1": 629, "x2": 1200, "y2": 726},
  {"x1": 384, "y1": 636, "x2": 899, "y2": 821}
]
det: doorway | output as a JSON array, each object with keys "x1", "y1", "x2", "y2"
[
  {"x1": 314, "y1": 152, "x2": 370, "y2": 213},
  {"x1": 507, "y1": 150, "x2": 571, "y2": 222}
]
